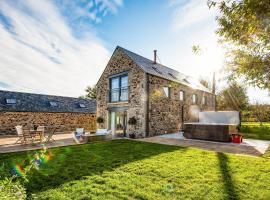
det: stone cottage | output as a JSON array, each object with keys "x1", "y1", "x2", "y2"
[
  {"x1": 97, "y1": 46, "x2": 216, "y2": 138},
  {"x1": 0, "y1": 90, "x2": 96, "y2": 135}
]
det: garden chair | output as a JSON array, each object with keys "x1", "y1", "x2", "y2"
[
  {"x1": 36, "y1": 126, "x2": 45, "y2": 141},
  {"x1": 75, "y1": 128, "x2": 84, "y2": 137},
  {"x1": 23, "y1": 129, "x2": 34, "y2": 144},
  {"x1": 45, "y1": 127, "x2": 57, "y2": 143},
  {"x1": 36, "y1": 126, "x2": 45, "y2": 134},
  {"x1": 15, "y1": 126, "x2": 33, "y2": 144},
  {"x1": 15, "y1": 125, "x2": 24, "y2": 144}
]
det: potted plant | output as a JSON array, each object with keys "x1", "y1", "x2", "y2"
[
  {"x1": 128, "y1": 117, "x2": 137, "y2": 139},
  {"x1": 33, "y1": 125, "x2": 38, "y2": 130},
  {"x1": 97, "y1": 116, "x2": 104, "y2": 128}
]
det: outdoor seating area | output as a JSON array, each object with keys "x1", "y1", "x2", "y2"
[
  {"x1": 0, "y1": 126, "x2": 114, "y2": 153},
  {"x1": 0, "y1": 132, "x2": 76, "y2": 153},
  {"x1": 14, "y1": 125, "x2": 57, "y2": 144}
]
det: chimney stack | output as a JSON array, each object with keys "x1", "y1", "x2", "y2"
[{"x1": 153, "y1": 50, "x2": 157, "y2": 64}]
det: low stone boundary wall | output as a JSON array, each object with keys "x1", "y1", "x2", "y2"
[{"x1": 0, "y1": 111, "x2": 96, "y2": 135}]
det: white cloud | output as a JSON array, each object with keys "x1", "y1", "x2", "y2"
[
  {"x1": 56, "y1": 0, "x2": 123, "y2": 25},
  {"x1": 170, "y1": 0, "x2": 218, "y2": 31},
  {"x1": 0, "y1": 0, "x2": 121, "y2": 97}
]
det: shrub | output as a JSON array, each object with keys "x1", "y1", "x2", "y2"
[
  {"x1": 0, "y1": 164, "x2": 26, "y2": 200},
  {"x1": 129, "y1": 133, "x2": 136, "y2": 139},
  {"x1": 97, "y1": 117, "x2": 104, "y2": 124},
  {"x1": 128, "y1": 117, "x2": 137, "y2": 125}
]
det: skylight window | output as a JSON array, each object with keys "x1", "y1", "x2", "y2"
[
  {"x1": 6, "y1": 98, "x2": 16, "y2": 104},
  {"x1": 49, "y1": 101, "x2": 57, "y2": 107},
  {"x1": 152, "y1": 66, "x2": 162, "y2": 74},
  {"x1": 183, "y1": 79, "x2": 190, "y2": 84},
  {"x1": 168, "y1": 73, "x2": 177, "y2": 79},
  {"x1": 79, "y1": 103, "x2": 86, "y2": 108}
]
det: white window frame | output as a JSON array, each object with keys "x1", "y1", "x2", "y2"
[
  {"x1": 202, "y1": 96, "x2": 207, "y2": 105},
  {"x1": 6, "y1": 98, "x2": 16, "y2": 104},
  {"x1": 163, "y1": 87, "x2": 171, "y2": 98},
  {"x1": 79, "y1": 103, "x2": 86, "y2": 108},
  {"x1": 192, "y1": 94, "x2": 197, "y2": 104},
  {"x1": 49, "y1": 101, "x2": 58, "y2": 107},
  {"x1": 179, "y1": 90, "x2": 185, "y2": 101}
]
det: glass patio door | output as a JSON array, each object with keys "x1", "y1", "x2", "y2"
[{"x1": 109, "y1": 110, "x2": 127, "y2": 137}]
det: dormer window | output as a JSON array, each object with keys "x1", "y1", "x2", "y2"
[
  {"x1": 79, "y1": 103, "x2": 86, "y2": 108},
  {"x1": 6, "y1": 98, "x2": 16, "y2": 104},
  {"x1": 49, "y1": 101, "x2": 57, "y2": 107},
  {"x1": 152, "y1": 66, "x2": 162, "y2": 74}
]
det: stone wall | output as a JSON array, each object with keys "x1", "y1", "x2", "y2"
[
  {"x1": 97, "y1": 47, "x2": 216, "y2": 138},
  {"x1": 96, "y1": 47, "x2": 147, "y2": 137},
  {"x1": 0, "y1": 111, "x2": 96, "y2": 135},
  {"x1": 148, "y1": 75, "x2": 215, "y2": 136}
]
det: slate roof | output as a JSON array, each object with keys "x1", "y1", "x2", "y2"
[
  {"x1": 0, "y1": 90, "x2": 96, "y2": 113},
  {"x1": 118, "y1": 46, "x2": 212, "y2": 93}
]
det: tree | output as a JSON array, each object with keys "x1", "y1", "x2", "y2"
[
  {"x1": 208, "y1": 0, "x2": 270, "y2": 90},
  {"x1": 81, "y1": 85, "x2": 97, "y2": 99},
  {"x1": 217, "y1": 82, "x2": 249, "y2": 111},
  {"x1": 251, "y1": 103, "x2": 270, "y2": 125},
  {"x1": 199, "y1": 77, "x2": 211, "y2": 90}
]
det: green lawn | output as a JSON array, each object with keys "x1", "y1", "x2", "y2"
[
  {"x1": 1, "y1": 140, "x2": 270, "y2": 199},
  {"x1": 240, "y1": 122, "x2": 270, "y2": 140}
]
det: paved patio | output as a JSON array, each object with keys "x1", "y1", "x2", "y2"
[
  {"x1": 1, "y1": 132, "x2": 269, "y2": 156},
  {"x1": 0, "y1": 132, "x2": 79, "y2": 153},
  {"x1": 137, "y1": 133, "x2": 270, "y2": 157}
]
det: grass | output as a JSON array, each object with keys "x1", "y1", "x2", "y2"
[
  {"x1": 240, "y1": 122, "x2": 270, "y2": 140},
  {"x1": 1, "y1": 139, "x2": 270, "y2": 199}
]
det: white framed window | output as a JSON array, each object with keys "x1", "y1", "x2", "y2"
[
  {"x1": 179, "y1": 90, "x2": 185, "y2": 101},
  {"x1": 192, "y1": 94, "x2": 197, "y2": 104},
  {"x1": 202, "y1": 96, "x2": 207, "y2": 105},
  {"x1": 110, "y1": 74, "x2": 128, "y2": 102},
  {"x1": 49, "y1": 101, "x2": 57, "y2": 107},
  {"x1": 163, "y1": 87, "x2": 171, "y2": 98},
  {"x1": 6, "y1": 98, "x2": 16, "y2": 104},
  {"x1": 79, "y1": 103, "x2": 86, "y2": 108}
]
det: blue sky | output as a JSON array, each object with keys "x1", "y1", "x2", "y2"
[{"x1": 0, "y1": 0, "x2": 269, "y2": 103}]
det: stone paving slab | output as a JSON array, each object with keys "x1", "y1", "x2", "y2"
[
  {"x1": 0, "y1": 133, "x2": 117, "y2": 154},
  {"x1": 0, "y1": 133, "x2": 79, "y2": 154},
  {"x1": 137, "y1": 133, "x2": 270, "y2": 157}
]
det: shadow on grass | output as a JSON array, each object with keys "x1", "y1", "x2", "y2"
[
  {"x1": 217, "y1": 152, "x2": 239, "y2": 200},
  {"x1": 0, "y1": 139, "x2": 186, "y2": 195}
]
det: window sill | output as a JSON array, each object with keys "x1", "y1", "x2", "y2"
[{"x1": 107, "y1": 101, "x2": 129, "y2": 105}]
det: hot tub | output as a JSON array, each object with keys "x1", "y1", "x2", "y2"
[
  {"x1": 183, "y1": 111, "x2": 240, "y2": 142},
  {"x1": 183, "y1": 123, "x2": 238, "y2": 142}
]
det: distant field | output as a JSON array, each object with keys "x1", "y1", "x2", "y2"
[{"x1": 240, "y1": 122, "x2": 270, "y2": 140}]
